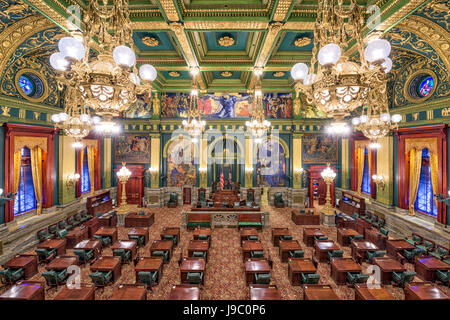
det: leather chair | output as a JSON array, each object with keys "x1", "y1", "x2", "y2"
[
  {"x1": 73, "y1": 213, "x2": 82, "y2": 226},
  {"x1": 402, "y1": 248, "x2": 422, "y2": 263},
  {"x1": 246, "y1": 235, "x2": 258, "y2": 241},
  {"x1": 327, "y1": 249, "x2": 344, "y2": 261},
  {"x1": 280, "y1": 235, "x2": 293, "y2": 241},
  {"x1": 0, "y1": 268, "x2": 24, "y2": 285},
  {"x1": 346, "y1": 272, "x2": 369, "y2": 286},
  {"x1": 73, "y1": 249, "x2": 94, "y2": 264},
  {"x1": 66, "y1": 216, "x2": 75, "y2": 229},
  {"x1": 37, "y1": 228, "x2": 54, "y2": 242},
  {"x1": 138, "y1": 210, "x2": 146, "y2": 215},
  {"x1": 152, "y1": 250, "x2": 169, "y2": 262},
  {"x1": 93, "y1": 235, "x2": 111, "y2": 247},
  {"x1": 192, "y1": 251, "x2": 207, "y2": 259},
  {"x1": 56, "y1": 229, "x2": 68, "y2": 239},
  {"x1": 48, "y1": 224, "x2": 58, "y2": 235},
  {"x1": 186, "y1": 272, "x2": 203, "y2": 285},
  {"x1": 392, "y1": 271, "x2": 416, "y2": 287},
  {"x1": 274, "y1": 192, "x2": 285, "y2": 208},
  {"x1": 416, "y1": 239, "x2": 435, "y2": 253},
  {"x1": 352, "y1": 213, "x2": 359, "y2": 220},
  {"x1": 138, "y1": 271, "x2": 158, "y2": 289},
  {"x1": 301, "y1": 273, "x2": 320, "y2": 284},
  {"x1": 80, "y1": 210, "x2": 90, "y2": 222},
  {"x1": 366, "y1": 250, "x2": 386, "y2": 263},
  {"x1": 42, "y1": 269, "x2": 67, "y2": 287},
  {"x1": 379, "y1": 227, "x2": 389, "y2": 236},
  {"x1": 168, "y1": 192, "x2": 178, "y2": 208},
  {"x1": 405, "y1": 234, "x2": 423, "y2": 246},
  {"x1": 254, "y1": 273, "x2": 271, "y2": 284},
  {"x1": 89, "y1": 270, "x2": 113, "y2": 287},
  {"x1": 129, "y1": 235, "x2": 145, "y2": 246},
  {"x1": 198, "y1": 234, "x2": 210, "y2": 241},
  {"x1": 349, "y1": 234, "x2": 364, "y2": 243},
  {"x1": 113, "y1": 249, "x2": 131, "y2": 264},
  {"x1": 162, "y1": 234, "x2": 178, "y2": 246},
  {"x1": 430, "y1": 245, "x2": 449, "y2": 261},
  {"x1": 289, "y1": 250, "x2": 304, "y2": 258},
  {"x1": 436, "y1": 270, "x2": 448, "y2": 286},
  {"x1": 250, "y1": 251, "x2": 265, "y2": 258},
  {"x1": 35, "y1": 248, "x2": 56, "y2": 263},
  {"x1": 314, "y1": 235, "x2": 328, "y2": 242}
]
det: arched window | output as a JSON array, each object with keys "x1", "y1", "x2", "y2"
[
  {"x1": 81, "y1": 147, "x2": 91, "y2": 194},
  {"x1": 415, "y1": 148, "x2": 437, "y2": 217},
  {"x1": 13, "y1": 147, "x2": 36, "y2": 215},
  {"x1": 361, "y1": 147, "x2": 371, "y2": 194}
]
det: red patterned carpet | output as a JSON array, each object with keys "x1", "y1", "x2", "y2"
[{"x1": 4, "y1": 205, "x2": 450, "y2": 300}]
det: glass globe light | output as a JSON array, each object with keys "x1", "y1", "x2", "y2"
[
  {"x1": 139, "y1": 64, "x2": 157, "y2": 82},
  {"x1": 351, "y1": 117, "x2": 360, "y2": 125},
  {"x1": 290, "y1": 62, "x2": 309, "y2": 81},
  {"x1": 72, "y1": 141, "x2": 83, "y2": 149},
  {"x1": 49, "y1": 52, "x2": 69, "y2": 71},
  {"x1": 380, "y1": 113, "x2": 391, "y2": 122},
  {"x1": 254, "y1": 89, "x2": 262, "y2": 97},
  {"x1": 364, "y1": 39, "x2": 391, "y2": 63},
  {"x1": 391, "y1": 114, "x2": 402, "y2": 123},
  {"x1": 318, "y1": 43, "x2": 341, "y2": 66},
  {"x1": 113, "y1": 45, "x2": 136, "y2": 67},
  {"x1": 59, "y1": 112, "x2": 69, "y2": 122},
  {"x1": 80, "y1": 114, "x2": 90, "y2": 122},
  {"x1": 381, "y1": 57, "x2": 392, "y2": 73},
  {"x1": 92, "y1": 116, "x2": 101, "y2": 124},
  {"x1": 360, "y1": 115, "x2": 368, "y2": 123},
  {"x1": 51, "y1": 114, "x2": 61, "y2": 123},
  {"x1": 58, "y1": 37, "x2": 85, "y2": 61},
  {"x1": 304, "y1": 73, "x2": 316, "y2": 85}
]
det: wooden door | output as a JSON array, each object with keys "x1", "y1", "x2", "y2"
[
  {"x1": 183, "y1": 187, "x2": 192, "y2": 204},
  {"x1": 114, "y1": 165, "x2": 145, "y2": 206},
  {"x1": 126, "y1": 178, "x2": 141, "y2": 204}
]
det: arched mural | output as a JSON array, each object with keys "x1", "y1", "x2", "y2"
[
  {"x1": 167, "y1": 138, "x2": 197, "y2": 187},
  {"x1": 256, "y1": 139, "x2": 286, "y2": 187}
]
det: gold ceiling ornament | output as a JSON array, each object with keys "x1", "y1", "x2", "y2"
[
  {"x1": 141, "y1": 36, "x2": 159, "y2": 47},
  {"x1": 218, "y1": 36, "x2": 235, "y2": 47},
  {"x1": 220, "y1": 71, "x2": 233, "y2": 77},
  {"x1": 291, "y1": 0, "x2": 393, "y2": 136},
  {"x1": 49, "y1": 0, "x2": 157, "y2": 136},
  {"x1": 294, "y1": 37, "x2": 311, "y2": 47},
  {"x1": 273, "y1": 71, "x2": 285, "y2": 77},
  {"x1": 246, "y1": 74, "x2": 270, "y2": 141},
  {"x1": 182, "y1": 75, "x2": 205, "y2": 142},
  {"x1": 168, "y1": 71, "x2": 181, "y2": 77}
]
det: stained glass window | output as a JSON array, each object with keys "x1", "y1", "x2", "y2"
[
  {"x1": 418, "y1": 76, "x2": 434, "y2": 97},
  {"x1": 13, "y1": 147, "x2": 37, "y2": 216},
  {"x1": 18, "y1": 75, "x2": 35, "y2": 96},
  {"x1": 81, "y1": 147, "x2": 91, "y2": 194},
  {"x1": 361, "y1": 147, "x2": 371, "y2": 194},
  {"x1": 414, "y1": 148, "x2": 437, "y2": 217}
]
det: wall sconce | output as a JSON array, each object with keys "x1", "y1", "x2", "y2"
[
  {"x1": 372, "y1": 174, "x2": 385, "y2": 190},
  {"x1": 66, "y1": 173, "x2": 80, "y2": 190}
]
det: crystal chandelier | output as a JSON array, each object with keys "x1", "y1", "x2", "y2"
[
  {"x1": 246, "y1": 74, "x2": 271, "y2": 141},
  {"x1": 49, "y1": 0, "x2": 157, "y2": 133},
  {"x1": 182, "y1": 76, "x2": 205, "y2": 143},
  {"x1": 291, "y1": 0, "x2": 392, "y2": 133}
]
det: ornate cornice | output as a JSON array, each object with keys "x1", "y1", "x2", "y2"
[
  {"x1": 23, "y1": 0, "x2": 70, "y2": 30},
  {"x1": 158, "y1": 0, "x2": 181, "y2": 21},
  {"x1": 183, "y1": 21, "x2": 269, "y2": 31},
  {"x1": 272, "y1": 0, "x2": 294, "y2": 22}
]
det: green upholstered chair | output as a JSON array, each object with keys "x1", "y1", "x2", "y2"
[
  {"x1": 274, "y1": 192, "x2": 285, "y2": 208},
  {"x1": 402, "y1": 248, "x2": 422, "y2": 263},
  {"x1": 80, "y1": 211, "x2": 90, "y2": 222},
  {"x1": 0, "y1": 268, "x2": 24, "y2": 284},
  {"x1": 198, "y1": 190, "x2": 206, "y2": 202},
  {"x1": 66, "y1": 216, "x2": 75, "y2": 229},
  {"x1": 234, "y1": 201, "x2": 241, "y2": 208},
  {"x1": 96, "y1": 212, "x2": 103, "y2": 217},
  {"x1": 93, "y1": 235, "x2": 111, "y2": 247},
  {"x1": 301, "y1": 273, "x2": 320, "y2": 284},
  {"x1": 113, "y1": 249, "x2": 131, "y2": 263},
  {"x1": 192, "y1": 251, "x2": 207, "y2": 259},
  {"x1": 289, "y1": 250, "x2": 305, "y2": 258},
  {"x1": 314, "y1": 236, "x2": 328, "y2": 241},
  {"x1": 435, "y1": 246, "x2": 449, "y2": 260},
  {"x1": 56, "y1": 229, "x2": 68, "y2": 239},
  {"x1": 42, "y1": 269, "x2": 67, "y2": 287},
  {"x1": 58, "y1": 220, "x2": 67, "y2": 230},
  {"x1": 199, "y1": 201, "x2": 207, "y2": 208},
  {"x1": 366, "y1": 250, "x2": 386, "y2": 263},
  {"x1": 250, "y1": 251, "x2": 265, "y2": 258},
  {"x1": 247, "y1": 235, "x2": 259, "y2": 241},
  {"x1": 392, "y1": 271, "x2": 416, "y2": 287},
  {"x1": 138, "y1": 271, "x2": 158, "y2": 289},
  {"x1": 186, "y1": 272, "x2": 203, "y2": 284},
  {"x1": 352, "y1": 213, "x2": 359, "y2": 220},
  {"x1": 247, "y1": 190, "x2": 255, "y2": 202},
  {"x1": 152, "y1": 250, "x2": 169, "y2": 262},
  {"x1": 138, "y1": 210, "x2": 146, "y2": 215},
  {"x1": 48, "y1": 224, "x2": 58, "y2": 234},
  {"x1": 35, "y1": 248, "x2": 56, "y2": 263},
  {"x1": 379, "y1": 228, "x2": 389, "y2": 237},
  {"x1": 129, "y1": 235, "x2": 145, "y2": 246},
  {"x1": 37, "y1": 228, "x2": 54, "y2": 242},
  {"x1": 198, "y1": 234, "x2": 210, "y2": 241},
  {"x1": 254, "y1": 273, "x2": 271, "y2": 284},
  {"x1": 89, "y1": 270, "x2": 113, "y2": 287},
  {"x1": 417, "y1": 240, "x2": 435, "y2": 253},
  {"x1": 436, "y1": 270, "x2": 448, "y2": 286},
  {"x1": 406, "y1": 234, "x2": 422, "y2": 246},
  {"x1": 168, "y1": 192, "x2": 178, "y2": 208},
  {"x1": 346, "y1": 272, "x2": 369, "y2": 285},
  {"x1": 73, "y1": 249, "x2": 94, "y2": 264},
  {"x1": 444, "y1": 258, "x2": 450, "y2": 265},
  {"x1": 349, "y1": 234, "x2": 364, "y2": 243},
  {"x1": 163, "y1": 234, "x2": 178, "y2": 246},
  {"x1": 280, "y1": 235, "x2": 293, "y2": 241},
  {"x1": 0, "y1": 269, "x2": 9, "y2": 284},
  {"x1": 73, "y1": 213, "x2": 82, "y2": 226},
  {"x1": 327, "y1": 249, "x2": 344, "y2": 261}
]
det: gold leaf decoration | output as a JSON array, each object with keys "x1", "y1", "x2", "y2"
[
  {"x1": 273, "y1": 71, "x2": 285, "y2": 77},
  {"x1": 141, "y1": 36, "x2": 159, "y2": 47},
  {"x1": 220, "y1": 71, "x2": 233, "y2": 77},
  {"x1": 168, "y1": 71, "x2": 180, "y2": 77},
  {"x1": 294, "y1": 36, "x2": 311, "y2": 47},
  {"x1": 218, "y1": 36, "x2": 235, "y2": 47}
]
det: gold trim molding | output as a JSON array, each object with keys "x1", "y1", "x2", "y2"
[
  {"x1": 15, "y1": 136, "x2": 47, "y2": 153},
  {"x1": 405, "y1": 137, "x2": 438, "y2": 156}
]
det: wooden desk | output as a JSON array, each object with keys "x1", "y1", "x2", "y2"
[
  {"x1": 303, "y1": 228, "x2": 325, "y2": 247},
  {"x1": 94, "y1": 227, "x2": 118, "y2": 243},
  {"x1": 66, "y1": 226, "x2": 89, "y2": 249},
  {"x1": 111, "y1": 285, "x2": 146, "y2": 300},
  {"x1": 365, "y1": 227, "x2": 387, "y2": 249},
  {"x1": 161, "y1": 227, "x2": 180, "y2": 246},
  {"x1": 83, "y1": 216, "x2": 99, "y2": 238},
  {"x1": 54, "y1": 285, "x2": 95, "y2": 300},
  {"x1": 337, "y1": 228, "x2": 361, "y2": 246},
  {"x1": 193, "y1": 227, "x2": 211, "y2": 240},
  {"x1": 73, "y1": 240, "x2": 102, "y2": 259},
  {"x1": 46, "y1": 256, "x2": 79, "y2": 271},
  {"x1": 355, "y1": 217, "x2": 372, "y2": 236},
  {"x1": 415, "y1": 257, "x2": 450, "y2": 282},
  {"x1": 386, "y1": 239, "x2": 416, "y2": 258},
  {"x1": 240, "y1": 228, "x2": 259, "y2": 244},
  {"x1": 279, "y1": 240, "x2": 302, "y2": 263},
  {"x1": 242, "y1": 240, "x2": 264, "y2": 262},
  {"x1": 291, "y1": 211, "x2": 320, "y2": 225},
  {"x1": 111, "y1": 240, "x2": 138, "y2": 262},
  {"x1": 249, "y1": 285, "x2": 281, "y2": 300},
  {"x1": 404, "y1": 282, "x2": 449, "y2": 300},
  {"x1": 330, "y1": 258, "x2": 361, "y2": 285},
  {"x1": 288, "y1": 258, "x2": 316, "y2": 286},
  {"x1": 135, "y1": 257, "x2": 164, "y2": 284},
  {"x1": 244, "y1": 260, "x2": 270, "y2": 285},
  {"x1": 150, "y1": 240, "x2": 173, "y2": 263},
  {"x1": 303, "y1": 285, "x2": 340, "y2": 300},
  {"x1": 168, "y1": 285, "x2": 200, "y2": 300},
  {"x1": 124, "y1": 212, "x2": 154, "y2": 228},
  {"x1": 180, "y1": 258, "x2": 206, "y2": 285},
  {"x1": 127, "y1": 228, "x2": 149, "y2": 245},
  {"x1": 354, "y1": 284, "x2": 395, "y2": 300},
  {"x1": 314, "y1": 240, "x2": 340, "y2": 263},
  {"x1": 3, "y1": 255, "x2": 38, "y2": 279},
  {"x1": 351, "y1": 240, "x2": 378, "y2": 263},
  {"x1": 187, "y1": 240, "x2": 209, "y2": 261},
  {"x1": 98, "y1": 211, "x2": 117, "y2": 227},
  {"x1": 0, "y1": 281, "x2": 44, "y2": 300},
  {"x1": 373, "y1": 257, "x2": 407, "y2": 284},
  {"x1": 271, "y1": 228, "x2": 291, "y2": 247},
  {"x1": 90, "y1": 256, "x2": 121, "y2": 283},
  {"x1": 37, "y1": 239, "x2": 66, "y2": 256}
]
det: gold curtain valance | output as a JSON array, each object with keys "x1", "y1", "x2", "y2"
[
  {"x1": 405, "y1": 137, "x2": 437, "y2": 155},
  {"x1": 354, "y1": 140, "x2": 370, "y2": 151},
  {"x1": 14, "y1": 136, "x2": 47, "y2": 153},
  {"x1": 82, "y1": 139, "x2": 98, "y2": 150}
]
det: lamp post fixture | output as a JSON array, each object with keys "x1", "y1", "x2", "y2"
[
  {"x1": 321, "y1": 163, "x2": 336, "y2": 216},
  {"x1": 117, "y1": 162, "x2": 131, "y2": 210}
]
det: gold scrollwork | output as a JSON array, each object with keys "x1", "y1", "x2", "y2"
[{"x1": 14, "y1": 136, "x2": 47, "y2": 153}]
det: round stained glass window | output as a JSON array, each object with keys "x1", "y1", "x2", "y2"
[
  {"x1": 418, "y1": 76, "x2": 434, "y2": 97},
  {"x1": 18, "y1": 75, "x2": 36, "y2": 96},
  {"x1": 407, "y1": 72, "x2": 436, "y2": 101},
  {"x1": 15, "y1": 70, "x2": 47, "y2": 102}
]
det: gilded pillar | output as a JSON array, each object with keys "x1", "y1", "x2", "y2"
[
  {"x1": 245, "y1": 136, "x2": 253, "y2": 188},
  {"x1": 103, "y1": 137, "x2": 111, "y2": 188},
  {"x1": 376, "y1": 135, "x2": 394, "y2": 205},
  {"x1": 58, "y1": 135, "x2": 76, "y2": 204},
  {"x1": 150, "y1": 134, "x2": 160, "y2": 188},
  {"x1": 341, "y1": 138, "x2": 349, "y2": 189},
  {"x1": 292, "y1": 134, "x2": 303, "y2": 188},
  {"x1": 199, "y1": 135, "x2": 208, "y2": 187}
]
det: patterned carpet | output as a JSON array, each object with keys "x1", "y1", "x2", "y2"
[{"x1": 3, "y1": 205, "x2": 450, "y2": 300}]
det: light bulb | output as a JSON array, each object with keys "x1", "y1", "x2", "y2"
[
  {"x1": 360, "y1": 115, "x2": 368, "y2": 123},
  {"x1": 49, "y1": 52, "x2": 69, "y2": 71},
  {"x1": 59, "y1": 113, "x2": 69, "y2": 122},
  {"x1": 80, "y1": 114, "x2": 90, "y2": 122},
  {"x1": 139, "y1": 64, "x2": 157, "y2": 81},
  {"x1": 391, "y1": 114, "x2": 402, "y2": 123},
  {"x1": 113, "y1": 45, "x2": 136, "y2": 67},
  {"x1": 318, "y1": 43, "x2": 341, "y2": 66},
  {"x1": 51, "y1": 114, "x2": 61, "y2": 123},
  {"x1": 364, "y1": 39, "x2": 391, "y2": 63},
  {"x1": 58, "y1": 37, "x2": 85, "y2": 60},
  {"x1": 380, "y1": 113, "x2": 390, "y2": 122},
  {"x1": 290, "y1": 62, "x2": 309, "y2": 81},
  {"x1": 381, "y1": 57, "x2": 392, "y2": 73},
  {"x1": 351, "y1": 117, "x2": 360, "y2": 125}
]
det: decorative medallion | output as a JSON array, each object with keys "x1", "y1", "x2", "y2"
[
  {"x1": 220, "y1": 71, "x2": 233, "y2": 77},
  {"x1": 218, "y1": 36, "x2": 235, "y2": 47},
  {"x1": 294, "y1": 36, "x2": 311, "y2": 47},
  {"x1": 273, "y1": 71, "x2": 285, "y2": 77},
  {"x1": 141, "y1": 36, "x2": 159, "y2": 47},
  {"x1": 168, "y1": 71, "x2": 180, "y2": 77}
]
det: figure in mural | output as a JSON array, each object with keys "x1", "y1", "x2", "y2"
[
  {"x1": 115, "y1": 134, "x2": 151, "y2": 163},
  {"x1": 167, "y1": 139, "x2": 196, "y2": 187},
  {"x1": 256, "y1": 139, "x2": 286, "y2": 187},
  {"x1": 302, "y1": 134, "x2": 338, "y2": 163},
  {"x1": 124, "y1": 93, "x2": 153, "y2": 118}
]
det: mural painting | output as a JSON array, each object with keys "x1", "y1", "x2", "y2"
[
  {"x1": 114, "y1": 134, "x2": 151, "y2": 163},
  {"x1": 256, "y1": 139, "x2": 286, "y2": 187},
  {"x1": 302, "y1": 134, "x2": 338, "y2": 163},
  {"x1": 167, "y1": 139, "x2": 197, "y2": 187}
]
